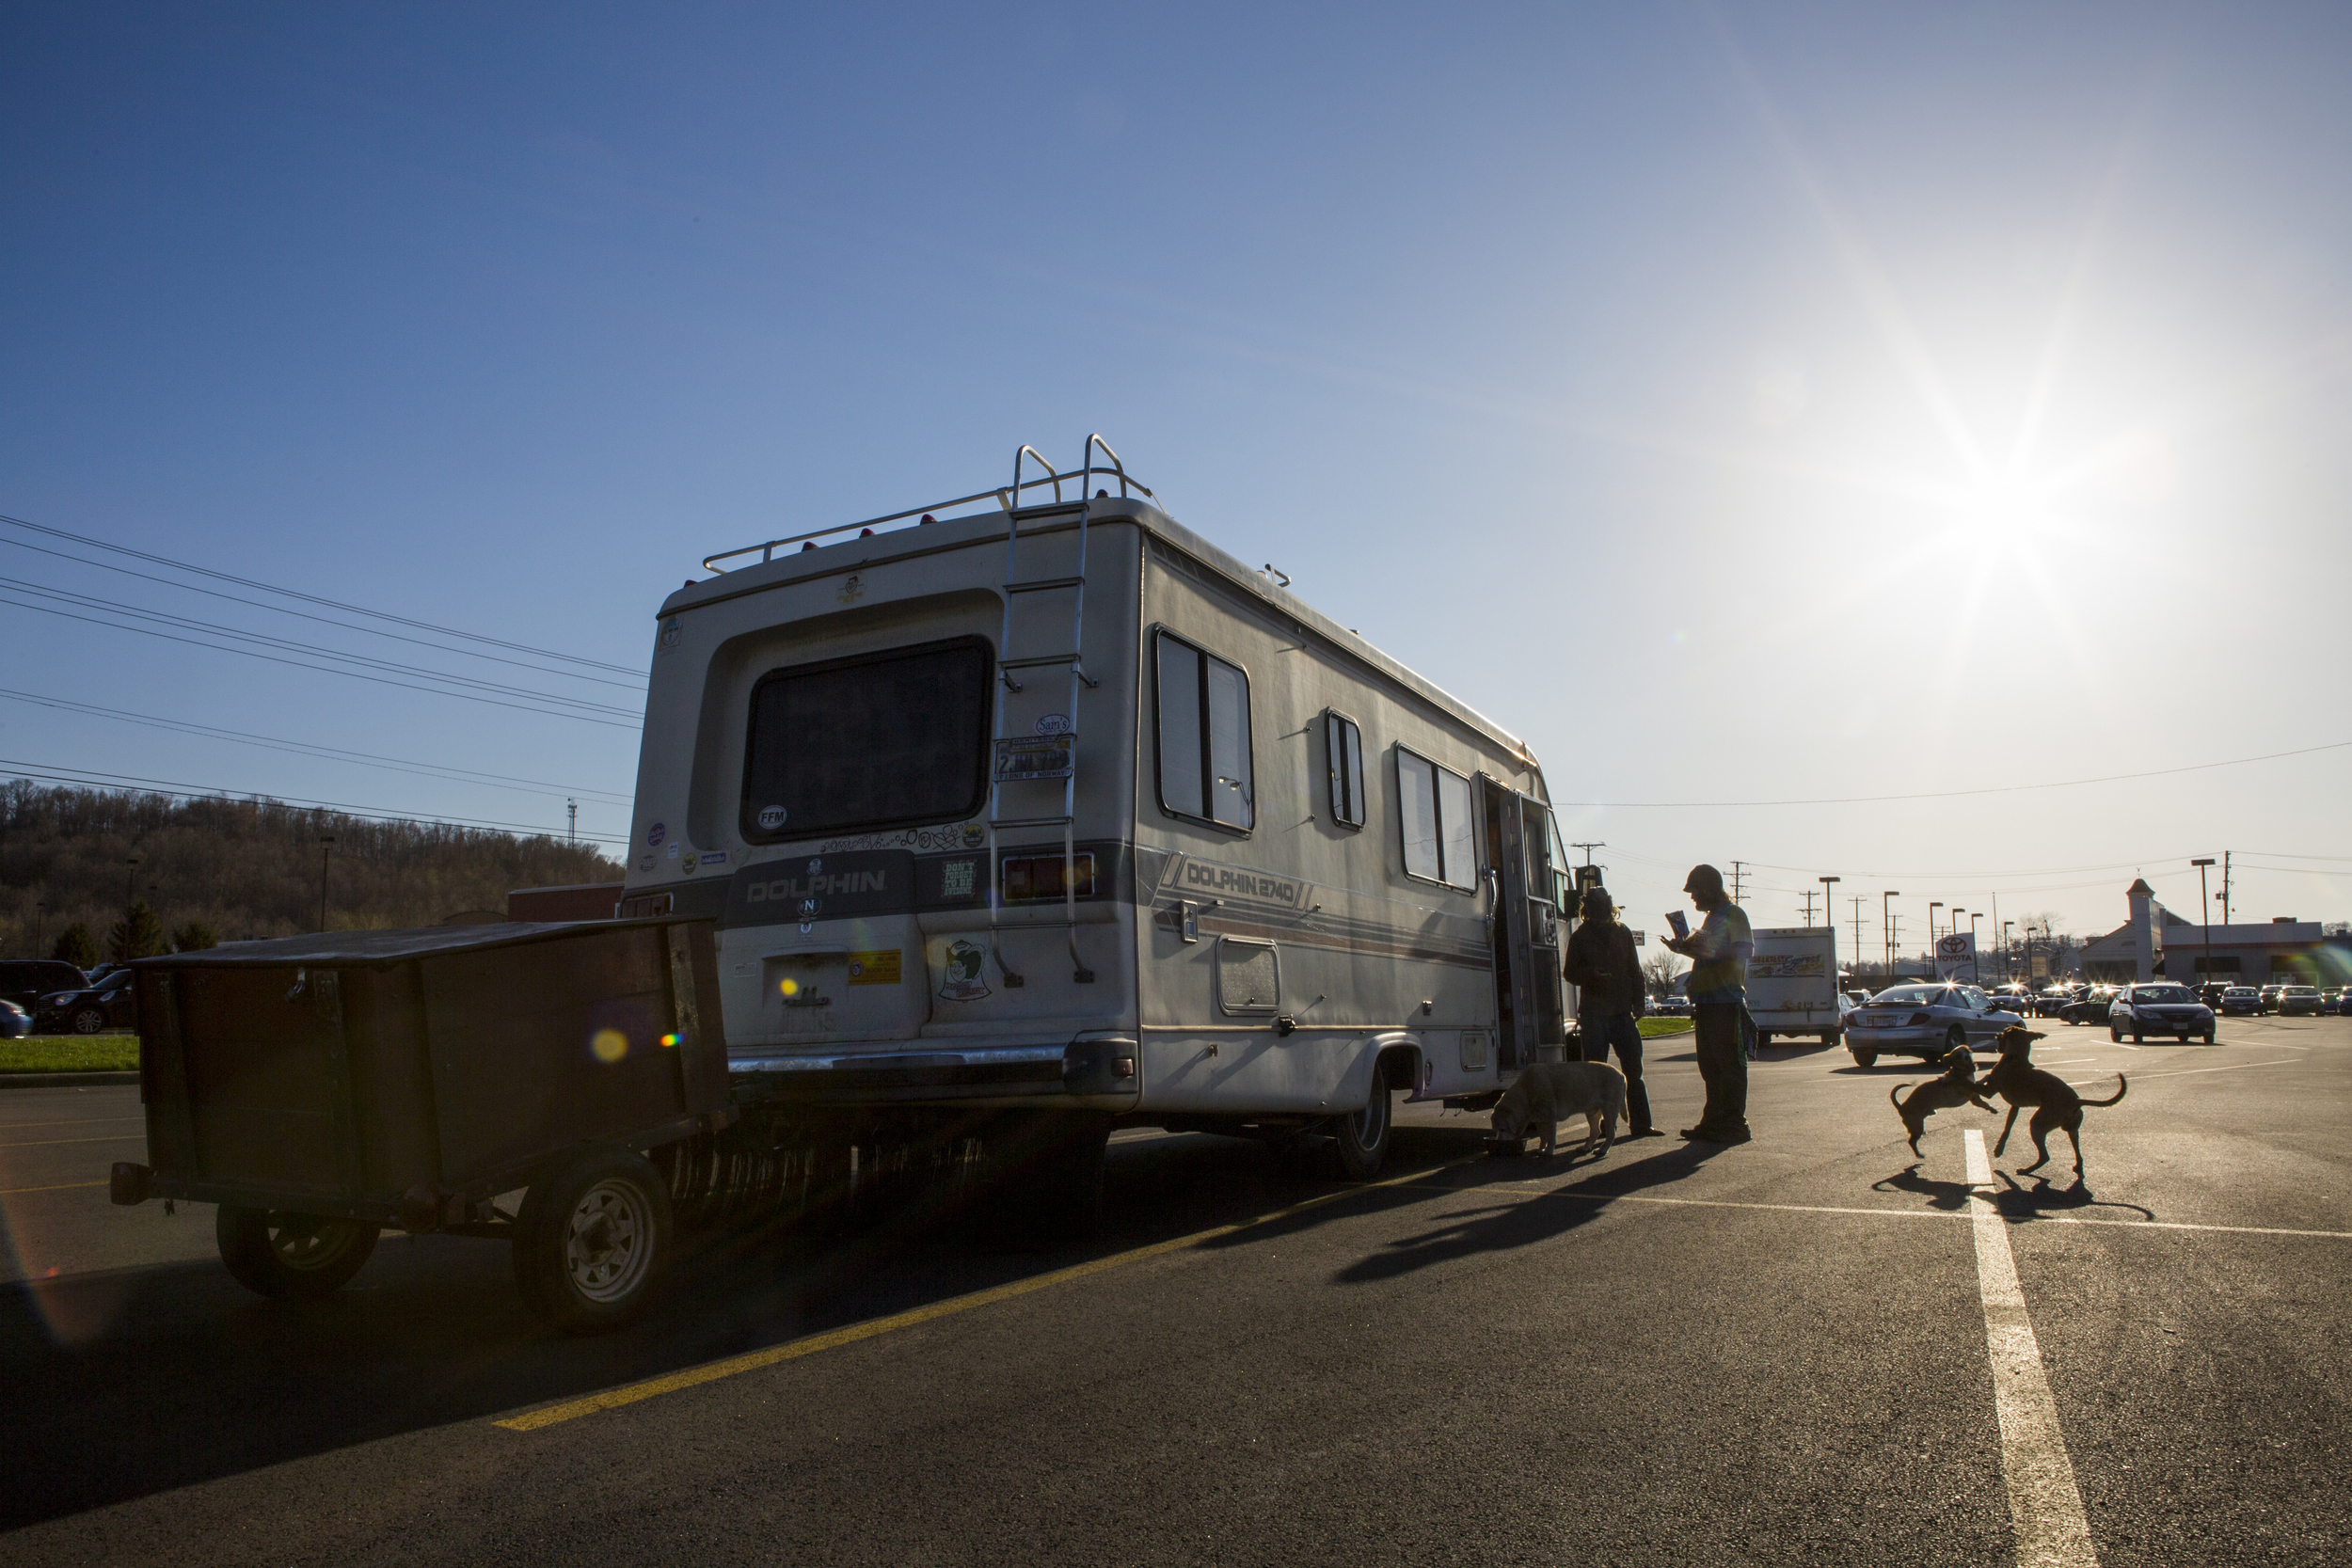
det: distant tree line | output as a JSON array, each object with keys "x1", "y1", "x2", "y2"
[{"x1": 0, "y1": 781, "x2": 623, "y2": 964}]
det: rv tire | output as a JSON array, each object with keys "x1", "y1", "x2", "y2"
[{"x1": 1330, "y1": 1069, "x2": 1392, "y2": 1180}]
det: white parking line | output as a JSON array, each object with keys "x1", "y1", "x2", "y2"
[{"x1": 1965, "y1": 1129, "x2": 2096, "y2": 1568}]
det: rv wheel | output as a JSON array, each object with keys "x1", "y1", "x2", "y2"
[
  {"x1": 216, "y1": 1207, "x2": 379, "y2": 1300},
  {"x1": 513, "y1": 1147, "x2": 674, "y2": 1334},
  {"x1": 1331, "y1": 1068, "x2": 1392, "y2": 1180}
]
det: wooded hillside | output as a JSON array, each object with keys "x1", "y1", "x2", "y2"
[{"x1": 0, "y1": 781, "x2": 623, "y2": 961}]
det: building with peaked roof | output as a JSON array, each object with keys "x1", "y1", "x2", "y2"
[{"x1": 2079, "y1": 878, "x2": 2337, "y2": 984}]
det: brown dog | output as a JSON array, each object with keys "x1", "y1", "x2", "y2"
[
  {"x1": 1977, "y1": 1025, "x2": 2128, "y2": 1176},
  {"x1": 1890, "y1": 1045, "x2": 1996, "y2": 1156}
]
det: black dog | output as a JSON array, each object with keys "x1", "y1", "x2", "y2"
[
  {"x1": 1978, "y1": 1025, "x2": 2128, "y2": 1176},
  {"x1": 1890, "y1": 1045, "x2": 1996, "y2": 1156}
]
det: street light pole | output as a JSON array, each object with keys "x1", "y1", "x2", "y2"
[
  {"x1": 123, "y1": 854, "x2": 140, "y2": 958},
  {"x1": 1968, "y1": 911, "x2": 1981, "y2": 983},
  {"x1": 2192, "y1": 858, "x2": 2217, "y2": 994},
  {"x1": 2003, "y1": 921, "x2": 2014, "y2": 984},
  {"x1": 319, "y1": 835, "x2": 337, "y2": 933}
]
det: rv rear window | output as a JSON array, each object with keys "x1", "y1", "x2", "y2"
[
  {"x1": 1396, "y1": 748, "x2": 1475, "y2": 890},
  {"x1": 1326, "y1": 711, "x2": 1364, "y2": 829},
  {"x1": 1154, "y1": 631, "x2": 1254, "y2": 832},
  {"x1": 739, "y1": 637, "x2": 991, "y2": 840}
]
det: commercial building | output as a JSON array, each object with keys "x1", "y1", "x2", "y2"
[{"x1": 2080, "y1": 879, "x2": 2343, "y2": 985}]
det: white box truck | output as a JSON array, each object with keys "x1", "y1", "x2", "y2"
[{"x1": 1745, "y1": 926, "x2": 1847, "y2": 1047}]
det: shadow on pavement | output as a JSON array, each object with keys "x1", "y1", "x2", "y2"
[
  {"x1": 1324, "y1": 1139, "x2": 1725, "y2": 1284},
  {"x1": 0, "y1": 1124, "x2": 1491, "y2": 1529}
]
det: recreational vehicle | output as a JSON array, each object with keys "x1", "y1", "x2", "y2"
[{"x1": 617, "y1": 438, "x2": 1574, "y2": 1220}]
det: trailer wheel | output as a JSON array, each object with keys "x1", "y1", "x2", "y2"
[
  {"x1": 513, "y1": 1147, "x2": 674, "y2": 1333},
  {"x1": 215, "y1": 1206, "x2": 379, "y2": 1300},
  {"x1": 1330, "y1": 1067, "x2": 1392, "y2": 1180}
]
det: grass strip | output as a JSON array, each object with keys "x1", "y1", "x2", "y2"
[
  {"x1": 1636, "y1": 1017, "x2": 1694, "y2": 1037},
  {"x1": 0, "y1": 1036, "x2": 140, "y2": 1073}
]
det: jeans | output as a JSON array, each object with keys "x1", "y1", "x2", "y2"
[
  {"x1": 1692, "y1": 1003, "x2": 1750, "y2": 1137},
  {"x1": 1578, "y1": 1008, "x2": 1653, "y2": 1132}
]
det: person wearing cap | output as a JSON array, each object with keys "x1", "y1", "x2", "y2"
[
  {"x1": 1661, "y1": 863, "x2": 1755, "y2": 1144},
  {"x1": 1561, "y1": 886, "x2": 1659, "y2": 1137}
]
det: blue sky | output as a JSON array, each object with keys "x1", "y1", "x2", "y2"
[{"x1": 4, "y1": 2, "x2": 2347, "y2": 954}]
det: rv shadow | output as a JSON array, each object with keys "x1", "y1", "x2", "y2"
[{"x1": 1324, "y1": 1141, "x2": 1726, "y2": 1285}]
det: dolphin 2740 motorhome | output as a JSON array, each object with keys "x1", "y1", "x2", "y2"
[{"x1": 620, "y1": 437, "x2": 1575, "y2": 1227}]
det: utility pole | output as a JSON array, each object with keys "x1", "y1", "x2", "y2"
[
  {"x1": 1801, "y1": 890, "x2": 1818, "y2": 927},
  {"x1": 567, "y1": 799, "x2": 578, "y2": 847},
  {"x1": 1883, "y1": 890, "x2": 1901, "y2": 979},
  {"x1": 2192, "y1": 858, "x2": 2217, "y2": 990},
  {"x1": 2219, "y1": 850, "x2": 2232, "y2": 926},
  {"x1": 1891, "y1": 912, "x2": 1904, "y2": 976},
  {"x1": 1729, "y1": 861, "x2": 1746, "y2": 905},
  {"x1": 123, "y1": 854, "x2": 140, "y2": 958},
  {"x1": 318, "y1": 834, "x2": 337, "y2": 933},
  {"x1": 1851, "y1": 896, "x2": 1867, "y2": 974}
]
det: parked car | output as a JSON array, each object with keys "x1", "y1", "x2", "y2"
[
  {"x1": 2277, "y1": 986, "x2": 2325, "y2": 1018},
  {"x1": 2030, "y1": 987, "x2": 2074, "y2": 1018},
  {"x1": 2059, "y1": 986, "x2": 2122, "y2": 1026},
  {"x1": 1844, "y1": 983, "x2": 2025, "y2": 1068},
  {"x1": 34, "y1": 969, "x2": 137, "y2": 1035},
  {"x1": 1845, "y1": 990, "x2": 1872, "y2": 1007},
  {"x1": 0, "y1": 999, "x2": 31, "y2": 1040},
  {"x1": 2106, "y1": 982, "x2": 2217, "y2": 1044},
  {"x1": 2220, "y1": 987, "x2": 2263, "y2": 1016},
  {"x1": 0, "y1": 958, "x2": 89, "y2": 1014},
  {"x1": 2257, "y1": 984, "x2": 2286, "y2": 1014},
  {"x1": 2195, "y1": 982, "x2": 2232, "y2": 1010},
  {"x1": 1652, "y1": 995, "x2": 1694, "y2": 1018}
]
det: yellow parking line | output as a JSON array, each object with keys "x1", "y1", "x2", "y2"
[
  {"x1": 0, "y1": 1133, "x2": 147, "y2": 1149},
  {"x1": 0, "y1": 1117, "x2": 145, "y2": 1131},
  {"x1": 0, "y1": 1180, "x2": 107, "y2": 1196},
  {"x1": 496, "y1": 1161, "x2": 1461, "y2": 1433}
]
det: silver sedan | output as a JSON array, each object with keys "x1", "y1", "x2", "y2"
[{"x1": 1844, "y1": 983, "x2": 2025, "y2": 1068}]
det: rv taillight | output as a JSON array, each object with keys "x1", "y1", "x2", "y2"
[
  {"x1": 801, "y1": 541, "x2": 818, "y2": 552},
  {"x1": 1113, "y1": 1056, "x2": 1136, "y2": 1080},
  {"x1": 860, "y1": 527, "x2": 875, "y2": 536}
]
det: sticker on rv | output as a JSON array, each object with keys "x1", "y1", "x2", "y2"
[
  {"x1": 647, "y1": 821, "x2": 666, "y2": 847},
  {"x1": 848, "y1": 950, "x2": 901, "y2": 987},
  {"x1": 638, "y1": 854, "x2": 654, "y2": 872},
  {"x1": 659, "y1": 618, "x2": 680, "y2": 651},
  {"x1": 961, "y1": 823, "x2": 985, "y2": 847},
  {"x1": 757, "y1": 804, "x2": 787, "y2": 831},
  {"x1": 1034, "y1": 712, "x2": 1072, "y2": 736},
  {"x1": 700, "y1": 849, "x2": 727, "y2": 867},
  {"x1": 993, "y1": 735, "x2": 1073, "y2": 782},
  {"x1": 937, "y1": 939, "x2": 991, "y2": 1001},
  {"x1": 682, "y1": 851, "x2": 698, "y2": 874}
]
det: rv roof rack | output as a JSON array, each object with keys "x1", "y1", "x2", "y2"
[{"x1": 701, "y1": 438, "x2": 1155, "y2": 574}]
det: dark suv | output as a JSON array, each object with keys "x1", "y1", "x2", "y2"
[{"x1": 0, "y1": 959, "x2": 90, "y2": 1015}]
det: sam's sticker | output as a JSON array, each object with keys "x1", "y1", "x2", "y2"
[
  {"x1": 937, "y1": 939, "x2": 990, "y2": 1002},
  {"x1": 757, "y1": 804, "x2": 787, "y2": 832},
  {"x1": 647, "y1": 821, "x2": 667, "y2": 847},
  {"x1": 847, "y1": 950, "x2": 901, "y2": 987}
]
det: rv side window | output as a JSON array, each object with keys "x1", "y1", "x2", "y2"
[
  {"x1": 1325, "y1": 711, "x2": 1364, "y2": 829},
  {"x1": 739, "y1": 636, "x2": 992, "y2": 840},
  {"x1": 1396, "y1": 747, "x2": 1476, "y2": 889},
  {"x1": 1154, "y1": 631, "x2": 1255, "y2": 831}
]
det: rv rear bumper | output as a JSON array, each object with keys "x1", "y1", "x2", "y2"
[{"x1": 728, "y1": 1036, "x2": 1140, "y2": 1109}]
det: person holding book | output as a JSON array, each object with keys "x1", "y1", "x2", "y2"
[{"x1": 1661, "y1": 863, "x2": 1754, "y2": 1144}]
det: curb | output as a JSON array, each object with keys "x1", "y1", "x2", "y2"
[{"x1": 0, "y1": 1070, "x2": 141, "y2": 1090}]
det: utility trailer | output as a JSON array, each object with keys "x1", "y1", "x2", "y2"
[
  {"x1": 109, "y1": 918, "x2": 731, "y2": 1330},
  {"x1": 617, "y1": 436, "x2": 1579, "y2": 1221}
]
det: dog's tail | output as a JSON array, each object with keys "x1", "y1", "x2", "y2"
[
  {"x1": 1889, "y1": 1084, "x2": 1912, "y2": 1110},
  {"x1": 2083, "y1": 1073, "x2": 2128, "y2": 1108}
]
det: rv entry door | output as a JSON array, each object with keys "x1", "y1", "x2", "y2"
[{"x1": 1482, "y1": 781, "x2": 1568, "y2": 1070}]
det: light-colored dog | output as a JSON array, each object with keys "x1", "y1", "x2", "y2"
[{"x1": 1490, "y1": 1060, "x2": 1627, "y2": 1159}]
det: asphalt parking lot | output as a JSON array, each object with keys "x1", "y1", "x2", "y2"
[{"x1": 4, "y1": 1014, "x2": 2346, "y2": 1565}]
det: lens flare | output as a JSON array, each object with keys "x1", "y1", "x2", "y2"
[
  {"x1": 660, "y1": 1032, "x2": 680, "y2": 1048},
  {"x1": 778, "y1": 977, "x2": 799, "y2": 997},
  {"x1": 590, "y1": 1028, "x2": 629, "y2": 1063}
]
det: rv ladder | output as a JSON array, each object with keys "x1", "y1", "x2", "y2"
[{"x1": 985, "y1": 436, "x2": 1133, "y2": 987}]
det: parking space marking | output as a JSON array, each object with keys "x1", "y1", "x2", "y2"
[
  {"x1": 0, "y1": 1116, "x2": 145, "y2": 1131},
  {"x1": 0, "y1": 1180, "x2": 108, "y2": 1196},
  {"x1": 0, "y1": 1132, "x2": 148, "y2": 1149},
  {"x1": 494, "y1": 1160, "x2": 1465, "y2": 1433},
  {"x1": 1966, "y1": 1129, "x2": 2096, "y2": 1568}
]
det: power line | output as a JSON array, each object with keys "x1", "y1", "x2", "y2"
[
  {"x1": 0, "y1": 532, "x2": 644, "y2": 691},
  {"x1": 1553, "y1": 739, "x2": 2352, "y2": 808},
  {"x1": 0, "y1": 510, "x2": 644, "y2": 676},
  {"x1": 0, "y1": 573, "x2": 639, "y2": 717},
  {"x1": 0, "y1": 687, "x2": 632, "y2": 803},
  {"x1": 0, "y1": 592, "x2": 642, "y2": 730},
  {"x1": 1, "y1": 759, "x2": 629, "y2": 846}
]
